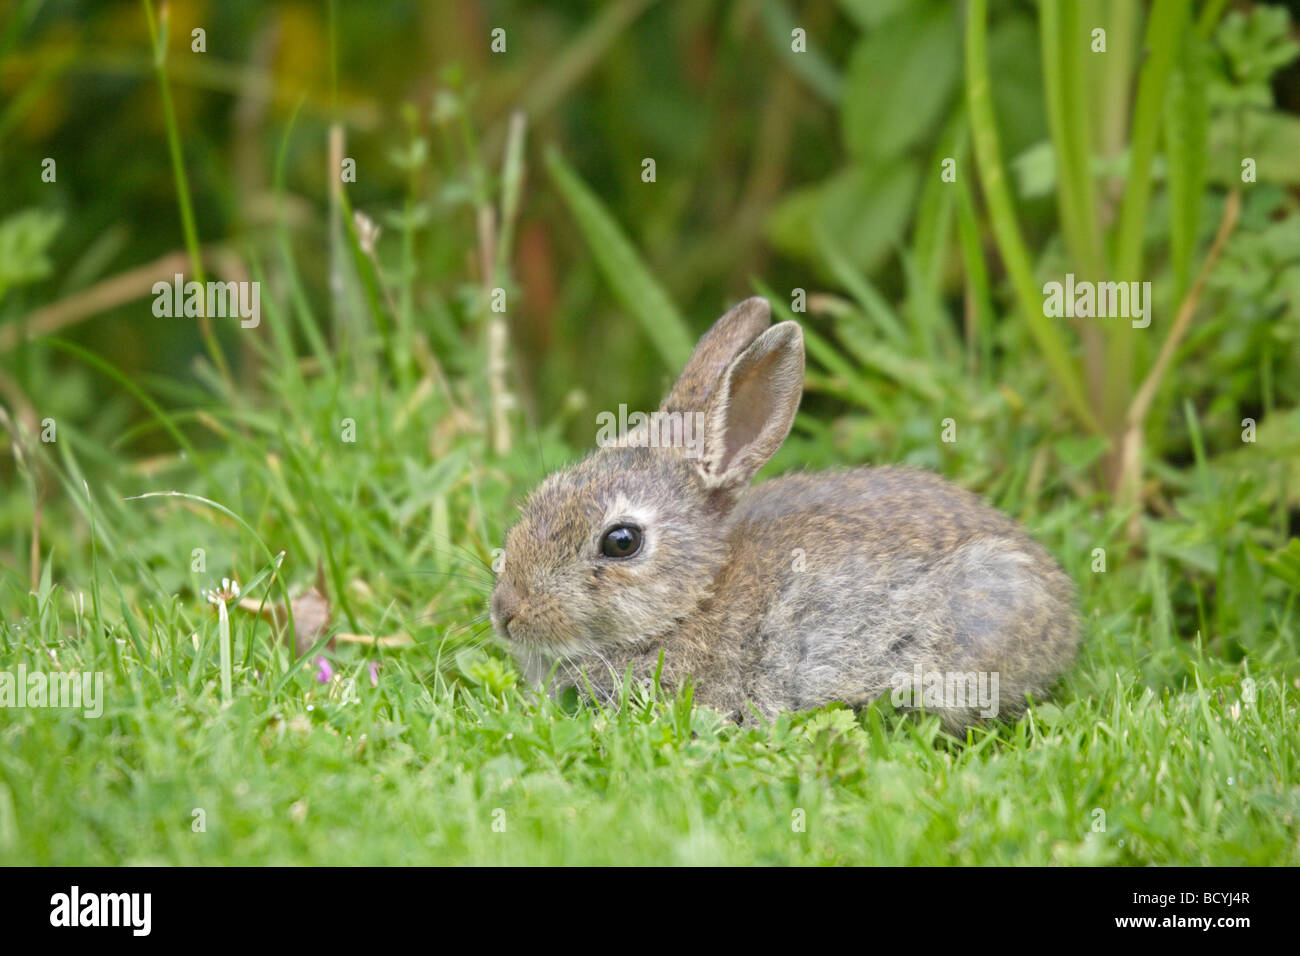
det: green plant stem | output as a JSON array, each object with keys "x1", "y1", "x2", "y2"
[
  {"x1": 218, "y1": 600, "x2": 233, "y2": 703},
  {"x1": 140, "y1": 0, "x2": 231, "y2": 388},
  {"x1": 1106, "y1": 0, "x2": 1186, "y2": 435},
  {"x1": 1195, "y1": 0, "x2": 1231, "y2": 40},
  {"x1": 965, "y1": 0, "x2": 1099, "y2": 434},
  {"x1": 1040, "y1": 0, "x2": 1107, "y2": 414},
  {"x1": 1040, "y1": 0, "x2": 1101, "y2": 277}
]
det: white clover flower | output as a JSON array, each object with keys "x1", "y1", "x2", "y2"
[{"x1": 204, "y1": 577, "x2": 241, "y2": 605}]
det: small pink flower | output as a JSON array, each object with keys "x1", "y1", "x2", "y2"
[
  {"x1": 368, "y1": 662, "x2": 380, "y2": 687},
  {"x1": 315, "y1": 657, "x2": 334, "y2": 683}
]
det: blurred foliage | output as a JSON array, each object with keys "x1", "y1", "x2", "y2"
[
  {"x1": 0, "y1": 208, "x2": 63, "y2": 298},
  {"x1": 1, "y1": 0, "x2": 1295, "y2": 426},
  {"x1": 0, "y1": 0, "x2": 858, "y2": 423}
]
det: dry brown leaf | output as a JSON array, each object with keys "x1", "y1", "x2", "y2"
[
  {"x1": 234, "y1": 565, "x2": 411, "y2": 654},
  {"x1": 237, "y1": 585, "x2": 332, "y2": 656}
]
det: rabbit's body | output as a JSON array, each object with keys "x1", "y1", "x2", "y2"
[
  {"x1": 725, "y1": 467, "x2": 1076, "y2": 725},
  {"x1": 492, "y1": 298, "x2": 1080, "y2": 728}
]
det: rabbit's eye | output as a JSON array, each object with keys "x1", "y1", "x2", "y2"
[{"x1": 600, "y1": 524, "x2": 643, "y2": 559}]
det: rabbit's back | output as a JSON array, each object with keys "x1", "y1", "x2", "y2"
[{"x1": 726, "y1": 467, "x2": 1079, "y2": 725}]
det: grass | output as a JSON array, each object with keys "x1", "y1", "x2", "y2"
[
  {"x1": 1, "y1": 290, "x2": 1296, "y2": 864},
  {"x1": 1, "y1": 576, "x2": 1295, "y2": 865}
]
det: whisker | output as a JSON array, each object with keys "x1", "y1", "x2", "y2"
[
  {"x1": 407, "y1": 606, "x2": 491, "y2": 631},
  {"x1": 427, "y1": 616, "x2": 493, "y2": 642},
  {"x1": 392, "y1": 568, "x2": 496, "y2": 588},
  {"x1": 420, "y1": 533, "x2": 499, "y2": 575}
]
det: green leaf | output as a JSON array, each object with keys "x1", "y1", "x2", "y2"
[
  {"x1": 766, "y1": 163, "x2": 920, "y2": 277},
  {"x1": 842, "y1": 1, "x2": 959, "y2": 161},
  {"x1": 1250, "y1": 538, "x2": 1300, "y2": 592},
  {"x1": 1208, "y1": 110, "x2": 1300, "y2": 185},
  {"x1": 1212, "y1": 7, "x2": 1300, "y2": 103},
  {"x1": 1010, "y1": 140, "x2": 1057, "y2": 199},
  {"x1": 544, "y1": 147, "x2": 694, "y2": 370},
  {"x1": 829, "y1": 322, "x2": 945, "y2": 403},
  {"x1": 756, "y1": 0, "x2": 843, "y2": 102},
  {"x1": 835, "y1": 0, "x2": 916, "y2": 30},
  {"x1": 813, "y1": 225, "x2": 906, "y2": 345},
  {"x1": 0, "y1": 208, "x2": 63, "y2": 300}
]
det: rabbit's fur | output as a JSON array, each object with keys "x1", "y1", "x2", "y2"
[{"x1": 490, "y1": 297, "x2": 1080, "y2": 728}]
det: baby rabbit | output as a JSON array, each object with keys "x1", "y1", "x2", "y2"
[{"x1": 490, "y1": 297, "x2": 1080, "y2": 729}]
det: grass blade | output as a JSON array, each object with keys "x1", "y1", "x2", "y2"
[
  {"x1": 965, "y1": 0, "x2": 1098, "y2": 434},
  {"x1": 1165, "y1": 29, "x2": 1209, "y2": 304},
  {"x1": 544, "y1": 146, "x2": 694, "y2": 369},
  {"x1": 1106, "y1": 0, "x2": 1187, "y2": 430}
]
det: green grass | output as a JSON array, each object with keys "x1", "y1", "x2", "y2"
[
  {"x1": 1, "y1": 580, "x2": 1295, "y2": 865},
  {"x1": 1, "y1": 312, "x2": 1296, "y2": 864}
]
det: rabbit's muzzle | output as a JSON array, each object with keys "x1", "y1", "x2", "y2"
[
  {"x1": 490, "y1": 577, "x2": 580, "y2": 653},
  {"x1": 489, "y1": 579, "x2": 522, "y2": 639}
]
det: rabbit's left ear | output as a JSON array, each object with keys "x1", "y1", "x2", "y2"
[
  {"x1": 695, "y1": 321, "x2": 804, "y2": 490},
  {"x1": 660, "y1": 297, "x2": 771, "y2": 415}
]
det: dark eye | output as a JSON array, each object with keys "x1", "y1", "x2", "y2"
[{"x1": 600, "y1": 524, "x2": 643, "y2": 559}]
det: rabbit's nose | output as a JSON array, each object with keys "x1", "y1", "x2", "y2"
[{"x1": 490, "y1": 581, "x2": 522, "y2": 635}]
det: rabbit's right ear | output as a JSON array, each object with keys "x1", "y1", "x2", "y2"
[{"x1": 660, "y1": 297, "x2": 771, "y2": 414}]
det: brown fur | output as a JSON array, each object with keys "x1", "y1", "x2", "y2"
[{"x1": 490, "y1": 298, "x2": 1081, "y2": 728}]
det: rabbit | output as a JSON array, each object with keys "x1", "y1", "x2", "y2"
[{"x1": 489, "y1": 297, "x2": 1081, "y2": 729}]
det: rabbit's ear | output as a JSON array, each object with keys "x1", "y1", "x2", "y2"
[
  {"x1": 696, "y1": 321, "x2": 804, "y2": 489},
  {"x1": 660, "y1": 297, "x2": 771, "y2": 414}
]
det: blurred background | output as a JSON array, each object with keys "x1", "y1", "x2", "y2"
[
  {"x1": 6, "y1": 0, "x2": 881, "y2": 427},
  {"x1": 3, "y1": 0, "x2": 1290, "y2": 439}
]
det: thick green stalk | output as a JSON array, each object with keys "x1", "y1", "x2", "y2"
[
  {"x1": 1061, "y1": 1, "x2": 1102, "y2": 274},
  {"x1": 1106, "y1": 0, "x2": 1186, "y2": 431},
  {"x1": 954, "y1": 172, "x2": 994, "y2": 381},
  {"x1": 1093, "y1": 0, "x2": 1136, "y2": 221},
  {"x1": 1195, "y1": 0, "x2": 1231, "y2": 40},
  {"x1": 965, "y1": 0, "x2": 1099, "y2": 434},
  {"x1": 1040, "y1": 0, "x2": 1101, "y2": 278},
  {"x1": 1040, "y1": 0, "x2": 1108, "y2": 413}
]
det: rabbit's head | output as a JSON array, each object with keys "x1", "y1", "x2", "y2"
[{"x1": 490, "y1": 297, "x2": 804, "y2": 659}]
